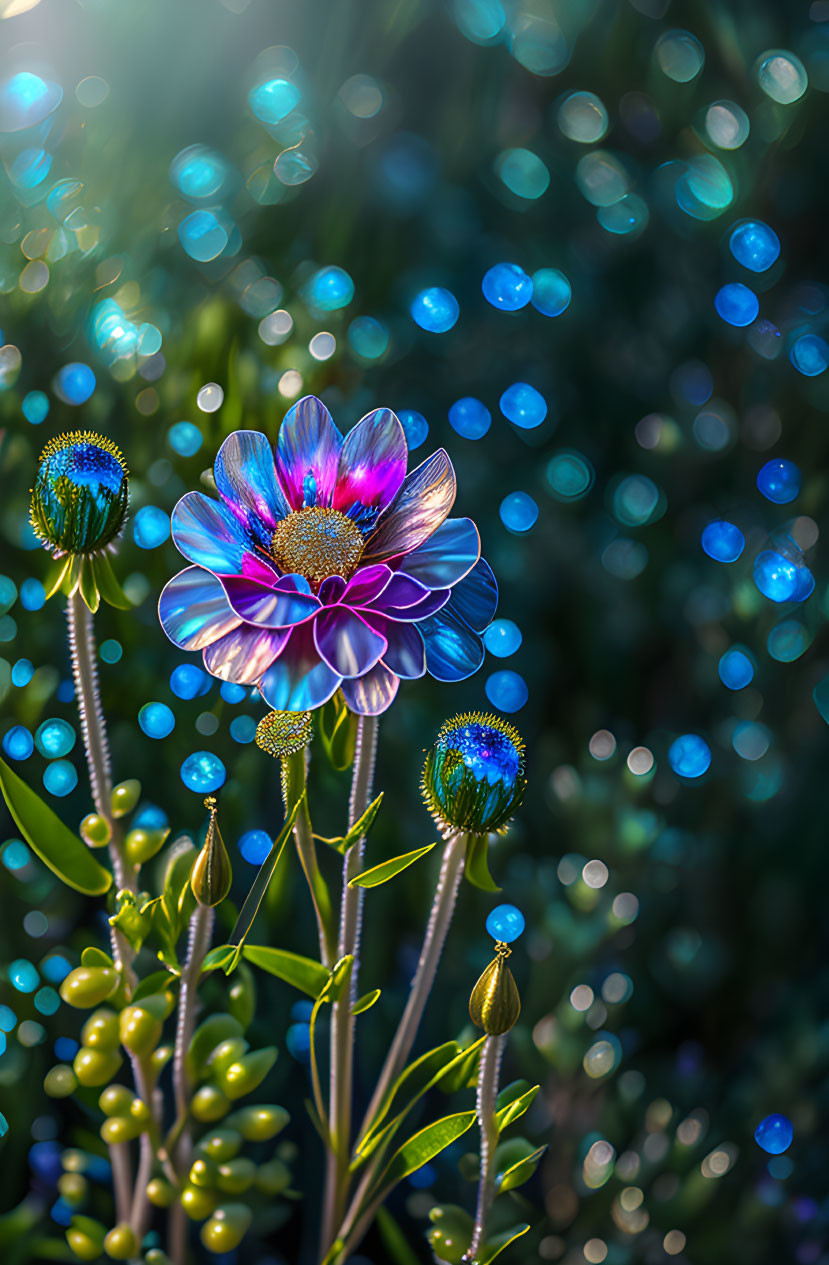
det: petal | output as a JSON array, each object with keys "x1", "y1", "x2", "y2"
[
  {"x1": 419, "y1": 606, "x2": 485, "y2": 682},
  {"x1": 340, "y1": 661, "x2": 400, "y2": 715},
  {"x1": 214, "y1": 430, "x2": 290, "y2": 543},
  {"x1": 331, "y1": 408, "x2": 407, "y2": 516},
  {"x1": 313, "y1": 607, "x2": 387, "y2": 678},
  {"x1": 447, "y1": 557, "x2": 498, "y2": 632},
  {"x1": 158, "y1": 566, "x2": 242, "y2": 651},
  {"x1": 365, "y1": 572, "x2": 430, "y2": 611},
  {"x1": 398, "y1": 517, "x2": 481, "y2": 589},
  {"x1": 221, "y1": 575, "x2": 320, "y2": 627},
  {"x1": 374, "y1": 588, "x2": 451, "y2": 622},
  {"x1": 203, "y1": 624, "x2": 289, "y2": 683},
  {"x1": 368, "y1": 616, "x2": 426, "y2": 679},
  {"x1": 342, "y1": 563, "x2": 393, "y2": 608},
  {"x1": 363, "y1": 449, "x2": 456, "y2": 563},
  {"x1": 276, "y1": 395, "x2": 343, "y2": 510},
  {"x1": 172, "y1": 491, "x2": 248, "y2": 574},
  {"x1": 259, "y1": 624, "x2": 343, "y2": 711},
  {"x1": 318, "y1": 575, "x2": 347, "y2": 605}
]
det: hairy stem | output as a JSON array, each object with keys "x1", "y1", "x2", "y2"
[
  {"x1": 464, "y1": 1034, "x2": 506, "y2": 1263},
  {"x1": 168, "y1": 902, "x2": 214, "y2": 1265},
  {"x1": 319, "y1": 714, "x2": 378, "y2": 1260},
  {"x1": 110, "y1": 1141, "x2": 132, "y2": 1228},
  {"x1": 282, "y1": 746, "x2": 335, "y2": 966}
]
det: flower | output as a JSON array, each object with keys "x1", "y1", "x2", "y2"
[
  {"x1": 30, "y1": 431, "x2": 128, "y2": 557},
  {"x1": 422, "y1": 711, "x2": 525, "y2": 834},
  {"x1": 158, "y1": 396, "x2": 496, "y2": 714}
]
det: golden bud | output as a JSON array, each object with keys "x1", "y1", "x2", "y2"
[
  {"x1": 255, "y1": 709, "x2": 313, "y2": 759},
  {"x1": 469, "y1": 946, "x2": 521, "y2": 1036},
  {"x1": 190, "y1": 798, "x2": 232, "y2": 907}
]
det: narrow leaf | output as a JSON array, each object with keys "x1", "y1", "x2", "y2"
[
  {"x1": 227, "y1": 796, "x2": 301, "y2": 970},
  {"x1": 377, "y1": 1110, "x2": 477, "y2": 1194},
  {"x1": 242, "y1": 945, "x2": 329, "y2": 998},
  {"x1": 44, "y1": 556, "x2": 72, "y2": 601},
  {"x1": 352, "y1": 988, "x2": 381, "y2": 1016},
  {"x1": 358, "y1": 1040, "x2": 462, "y2": 1155},
  {"x1": 93, "y1": 553, "x2": 131, "y2": 610},
  {"x1": 376, "y1": 1206, "x2": 422, "y2": 1265},
  {"x1": 494, "y1": 1084, "x2": 539, "y2": 1134},
  {"x1": 478, "y1": 1223, "x2": 531, "y2": 1263},
  {"x1": 78, "y1": 558, "x2": 100, "y2": 613},
  {"x1": 348, "y1": 843, "x2": 435, "y2": 889},
  {"x1": 464, "y1": 832, "x2": 501, "y2": 892},
  {"x1": 496, "y1": 1144, "x2": 548, "y2": 1193},
  {"x1": 201, "y1": 944, "x2": 236, "y2": 973},
  {"x1": 318, "y1": 792, "x2": 385, "y2": 854},
  {"x1": 133, "y1": 970, "x2": 175, "y2": 1001},
  {"x1": 0, "y1": 756, "x2": 112, "y2": 895}
]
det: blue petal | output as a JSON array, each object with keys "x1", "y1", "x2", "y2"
[
  {"x1": 172, "y1": 491, "x2": 247, "y2": 574},
  {"x1": 203, "y1": 624, "x2": 290, "y2": 683},
  {"x1": 419, "y1": 606, "x2": 485, "y2": 682},
  {"x1": 158, "y1": 566, "x2": 242, "y2": 650},
  {"x1": 276, "y1": 395, "x2": 343, "y2": 511},
  {"x1": 398, "y1": 517, "x2": 481, "y2": 589},
  {"x1": 447, "y1": 557, "x2": 497, "y2": 632},
  {"x1": 313, "y1": 607, "x2": 387, "y2": 678},
  {"x1": 373, "y1": 617, "x2": 426, "y2": 679},
  {"x1": 259, "y1": 624, "x2": 343, "y2": 711},
  {"x1": 214, "y1": 430, "x2": 290, "y2": 545},
  {"x1": 340, "y1": 661, "x2": 400, "y2": 714}
]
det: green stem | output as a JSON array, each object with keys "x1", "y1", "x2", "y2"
[
  {"x1": 282, "y1": 746, "x2": 335, "y2": 966},
  {"x1": 463, "y1": 1034, "x2": 505, "y2": 1263},
  {"x1": 319, "y1": 714, "x2": 378, "y2": 1261}
]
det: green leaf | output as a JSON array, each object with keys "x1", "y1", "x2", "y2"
[
  {"x1": 201, "y1": 944, "x2": 236, "y2": 973},
  {"x1": 376, "y1": 1110, "x2": 477, "y2": 1195},
  {"x1": 93, "y1": 553, "x2": 131, "y2": 610},
  {"x1": 477, "y1": 1223, "x2": 531, "y2": 1263},
  {"x1": 226, "y1": 796, "x2": 301, "y2": 971},
  {"x1": 376, "y1": 1206, "x2": 422, "y2": 1265},
  {"x1": 133, "y1": 970, "x2": 174, "y2": 1001},
  {"x1": 494, "y1": 1083, "x2": 539, "y2": 1134},
  {"x1": 242, "y1": 945, "x2": 329, "y2": 998},
  {"x1": 0, "y1": 756, "x2": 112, "y2": 895},
  {"x1": 319, "y1": 692, "x2": 357, "y2": 771},
  {"x1": 78, "y1": 558, "x2": 100, "y2": 613},
  {"x1": 81, "y1": 947, "x2": 113, "y2": 968},
  {"x1": 44, "y1": 556, "x2": 73, "y2": 602},
  {"x1": 438, "y1": 1036, "x2": 482, "y2": 1094},
  {"x1": 316, "y1": 792, "x2": 384, "y2": 854},
  {"x1": 464, "y1": 832, "x2": 500, "y2": 893},
  {"x1": 495, "y1": 1143, "x2": 547, "y2": 1193},
  {"x1": 352, "y1": 988, "x2": 381, "y2": 1016},
  {"x1": 348, "y1": 842, "x2": 435, "y2": 889}
]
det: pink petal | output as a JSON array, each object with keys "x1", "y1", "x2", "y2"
[
  {"x1": 276, "y1": 395, "x2": 343, "y2": 510},
  {"x1": 340, "y1": 661, "x2": 400, "y2": 715},
  {"x1": 313, "y1": 607, "x2": 387, "y2": 678},
  {"x1": 318, "y1": 575, "x2": 347, "y2": 605},
  {"x1": 203, "y1": 624, "x2": 290, "y2": 683},
  {"x1": 341, "y1": 563, "x2": 393, "y2": 607},
  {"x1": 363, "y1": 449, "x2": 456, "y2": 563},
  {"x1": 331, "y1": 408, "x2": 407, "y2": 517}
]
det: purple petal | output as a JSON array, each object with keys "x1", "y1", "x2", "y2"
[
  {"x1": 313, "y1": 607, "x2": 387, "y2": 678},
  {"x1": 241, "y1": 552, "x2": 283, "y2": 585},
  {"x1": 214, "y1": 430, "x2": 290, "y2": 544},
  {"x1": 221, "y1": 575, "x2": 320, "y2": 627},
  {"x1": 341, "y1": 564, "x2": 393, "y2": 608},
  {"x1": 319, "y1": 575, "x2": 347, "y2": 605},
  {"x1": 340, "y1": 661, "x2": 400, "y2": 715},
  {"x1": 447, "y1": 557, "x2": 498, "y2": 633},
  {"x1": 419, "y1": 606, "x2": 485, "y2": 682},
  {"x1": 203, "y1": 624, "x2": 289, "y2": 683},
  {"x1": 172, "y1": 491, "x2": 248, "y2": 574},
  {"x1": 367, "y1": 616, "x2": 426, "y2": 679},
  {"x1": 276, "y1": 395, "x2": 343, "y2": 510},
  {"x1": 158, "y1": 566, "x2": 242, "y2": 651},
  {"x1": 363, "y1": 449, "x2": 456, "y2": 563},
  {"x1": 259, "y1": 624, "x2": 343, "y2": 711},
  {"x1": 398, "y1": 517, "x2": 480, "y2": 589},
  {"x1": 366, "y1": 572, "x2": 430, "y2": 611},
  {"x1": 370, "y1": 583, "x2": 451, "y2": 622},
  {"x1": 331, "y1": 408, "x2": 407, "y2": 517}
]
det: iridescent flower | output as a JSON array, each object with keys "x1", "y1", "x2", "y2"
[
  {"x1": 159, "y1": 397, "x2": 496, "y2": 714},
  {"x1": 30, "y1": 431, "x2": 128, "y2": 557},
  {"x1": 422, "y1": 711, "x2": 525, "y2": 834}
]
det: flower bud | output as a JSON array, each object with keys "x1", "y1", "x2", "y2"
[
  {"x1": 125, "y1": 826, "x2": 169, "y2": 865},
  {"x1": 469, "y1": 947, "x2": 521, "y2": 1036},
  {"x1": 44, "y1": 1064, "x2": 78, "y2": 1098},
  {"x1": 422, "y1": 712, "x2": 525, "y2": 836},
  {"x1": 180, "y1": 1184, "x2": 219, "y2": 1221},
  {"x1": 73, "y1": 1046, "x2": 123, "y2": 1087},
  {"x1": 200, "y1": 1203, "x2": 252, "y2": 1254},
  {"x1": 65, "y1": 1215, "x2": 106, "y2": 1262},
  {"x1": 81, "y1": 1008, "x2": 120, "y2": 1050},
  {"x1": 30, "y1": 432, "x2": 128, "y2": 557},
  {"x1": 190, "y1": 797, "x2": 232, "y2": 907},
  {"x1": 220, "y1": 1046, "x2": 278, "y2": 1100},
  {"x1": 254, "y1": 1158, "x2": 291, "y2": 1196},
  {"x1": 104, "y1": 1223, "x2": 139, "y2": 1261},
  {"x1": 111, "y1": 779, "x2": 141, "y2": 818},
  {"x1": 191, "y1": 1085, "x2": 231, "y2": 1123},
  {"x1": 227, "y1": 1104, "x2": 289, "y2": 1142},
  {"x1": 146, "y1": 1178, "x2": 176, "y2": 1208},
  {"x1": 255, "y1": 709, "x2": 313, "y2": 758},
  {"x1": 80, "y1": 813, "x2": 111, "y2": 848},
  {"x1": 60, "y1": 966, "x2": 119, "y2": 1009},
  {"x1": 216, "y1": 1158, "x2": 256, "y2": 1194}
]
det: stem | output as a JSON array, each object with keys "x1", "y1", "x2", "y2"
[
  {"x1": 168, "y1": 903, "x2": 215, "y2": 1265},
  {"x1": 110, "y1": 1141, "x2": 132, "y2": 1226},
  {"x1": 129, "y1": 1055, "x2": 161, "y2": 1242},
  {"x1": 335, "y1": 830, "x2": 468, "y2": 1257},
  {"x1": 464, "y1": 1034, "x2": 506, "y2": 1264},
  {"x1": 282, "y1": 747, "x2": 335, "y2": 966},
  {"x1": 319, "y1": 714, "x2": 378, "y2": 1260}
]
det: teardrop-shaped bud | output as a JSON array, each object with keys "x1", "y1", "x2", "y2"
[
  {"x1": 255, "y1": 709, "x2": 313, "y2": 759},
  {"x1": 469, "y1": 953, "x2": 521, "y2": 1036},
  {"x1": 190, "y1": 797, "x2": 232, "y2": 907}
]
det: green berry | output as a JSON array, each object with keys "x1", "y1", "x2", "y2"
[
  {"x1": 119, "y1": 1003, "x2": 162, "y2": 1056},
  {"x1": 180, "y1": 1184, "x2": 218, "y2": 1221},
  {"x1": 206, "y1": 1037, "x2": 249, "y2": 1078},
  {"x1": 57, "y1": 1173, "x2": 88, "y2": 1206},
  {"x1": 216, "y1": 1158, "x2": 256, "y2": 1194},
  {"x1": 44, "y1": 1064, "x2": 78, "y2": 1098},
  {"x1": 104, "y1": 1223, "x2": 138, "y2": 1260},
  {"x1": 111, "y1": 779, "x2": 141, "y2": 818},
  {"x1": 191, "y1": 1084, "x2": 231, "y2": 1123},
  {"x1": 100, "y1": 1115, "x2": 141, "y2": 1145},
  {"x1": 98, "y1": 1085, "x2": 135, "y2": 1117},
  {"x1": 81, "y1": 1008, "x2": 120, "y2": 1049},
  {"x1": 200, "y1": 1203, "x2": 252, "y2": 1254},
  {"x1": 60, "y1": 967, "x2": 119, "y2": 1009},
  {"x1": 80, "y1": 813, "x2": 111, "y2": 848},
  {"x1": 220, "y1": 1047, "x2": 277, "y2": 1100},
  {"x1": 196, "y1": 1129, "x2": 242, "y2": 1162},
  {"x1": 227, "y1": 1104, "x2": 289, "y2": 1142},
  {"x1": 65, "y1": 1215, "x2": 106, "y2": 1261},
  {"x1": 73, "y1": 1046, "x2": 122, "y2": 1088},
  {"x1": 255, "y1": 1158, "x2": 290, "y2": 1196},
  {"x1": 146, "y1": 1178, "x2": 175, "y2": 1208}
]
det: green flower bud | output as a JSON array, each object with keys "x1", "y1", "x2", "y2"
[
  {"x1": 216, "y1": 1158, "x2": 256, "y2": 1194},
  {"x1": 422, "y1": 712, "x2": 525, "y2": 836},
  {"x1": 100, "y1": 1115, "x2": 141, "y2": 1145},
  {"x1": 255, "y1": 709, "x2": 313, "y2": 758},
  {"x1": 227, "y1": 1104, "x2": 289, "y2": 1143},
  {"x1": 146, "y1": 1178, "x2": 176, "y2": 1208},
  {"x1": 60, "y1": 966, "x2": 119, "y2": 1009},
  {"x1": 186, "y1": 1014, "x2": 244, "y2": 1080},
  {"x1": 65, "y1": 1215, "x2": 106, "y2": 1261},
  {"x1": 30, "y1": 432, "x2": 128, "y2": 557},
  {"x1": 98, "y1": 1085, "x2": 135, "y2": 1117},
  {"x1": 189, "y1": 1158, "x2": 218, "y2": 1188},
  {"x1": 227, "y1": 964, "x2": 256, "y2": 1030},
  {"x1": 103, "y1": 1224, "x2": 139, "y2": 1260},
  {"x1": 220, "y1": 1046, "x2": 277, "y2": 1100},
  {"x1": 80, "y1": 813, "x2": 111, "y2": 848},
  {"x1": 428, "y1": 1204, "x2": 474, "y2": 1265},
  {"x1": 57, "y1": 1173, "x2": 88, "y2": 1207},
  {"x1": 468, "y1": 946, "x2": 521, "y2": 1036},
  {"x1": 190, "y1": 797, "x2": 232, "y2": 907},
  {"x1": 151, "y1": 1043, "x2": 174, "y2": 1075},
  {"x1": 180, "y1": 1184, "x2": 218, "y2": 1221},
  {"x1": 196, "y1": 1129, "x2": 242, "y2": 1162},
  {"x1": 191, "y1": 1085, "x2": 231, "y2": 1123},
  {"x1": 129, "y1": 1097, "x2": 151, "y2": 1126},
  {"x1": 44, "y1": 1064, "x2": 78, "y2": 1098},
  {"x1": 124, "y1": 826, "x2": 169, "y2": 865},
  {"x1": 73, "y1": 1046, "x2": 123, "y2": 1088},
  {"x1": 255, "y1": 1158, "x2": 291, "y2": 1196},
  {"x1": 111, "y1": 779, "x2": 141, "y2": 818},
  {"x1": 200, "y1": 1203, "x2": 252, "y2": 1254},
  {"x1": 81, "y1": 1008, "x2": 120, "y2": 1049},
  {"x1": 118, "y1": 1003, "x2": 163, "y2": 1056},
  {"x1": 206, "y1": 1037, "x2": 249, "y2": 1079}
]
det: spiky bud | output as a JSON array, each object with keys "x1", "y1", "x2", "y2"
[
  {"x1": 422, "y1": 712, "x2": 525, "y2": 836},
  {"x1": 30, "y1": 431, "x2": 128, "y2": 557},
  {"x1": 255, "y1": 709, "x2": 313, "y2": 759}
]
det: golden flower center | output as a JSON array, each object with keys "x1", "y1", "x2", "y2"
[{"x1": 271, "y1": 507, "x2": 365, "y2": 587}]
